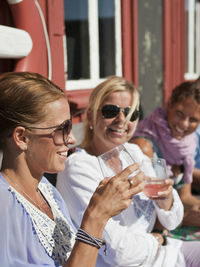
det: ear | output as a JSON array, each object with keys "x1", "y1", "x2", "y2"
[
  {"x1": 166, "y1": 99, "x2": 171, "y2": 110},
  {"x1": 87, "y1": 110, "x2": 94, "y2": 127},
  {"x1": 12, "y1": 126, "x2": 28, "y2": 151}
]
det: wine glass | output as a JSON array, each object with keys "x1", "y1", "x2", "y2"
[
  {"x1": 140, "y1": 157, "x2": 168, "y2": 199},
  {"x1": 97, "y1": 144, "x2": 137, "y2": 179}
]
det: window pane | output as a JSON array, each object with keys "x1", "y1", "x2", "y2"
[
  {"x1": 138, "y1": 0, "x2": 163, "y2": 116},
  {"x1": 185, "y1": 0, "x2": 200, "y2": 78},
  {"x1": 64, "y1": 0, "x2": 90, "y2": 80},
  {"x1": 98, "y1": 0, "x2": 115, "y2": 78}
]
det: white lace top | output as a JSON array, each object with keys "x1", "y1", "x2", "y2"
[{"x1": 9, "y1": 181, "x2": 76, "y2": 266}]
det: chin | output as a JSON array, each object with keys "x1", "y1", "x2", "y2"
[
  {"x1": 47, "y1": 165, "x2": 65, "y2": 174},
  {"x1": 173, "y1": 133, "x2": 184, "y2": 140}
]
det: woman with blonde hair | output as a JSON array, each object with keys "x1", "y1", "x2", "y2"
[
  {"x1": 81, "y1": 76, "x2": 140, "y2": 152},
  {"x1": 56, "y1": 76, "x2": 195, "y2": 267}
]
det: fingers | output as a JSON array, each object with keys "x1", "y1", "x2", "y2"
[
  {"x1": 93, "y1": 164, "x2": 145, "y2": 219},
  {"x1": 99, "y1": 177, "x2": 110, "y2": 186},
  {"x1": 157, "y1": 185, "x2": 173, "y2": 197},
  {"x1": 129, "y1": 179, "x2": 145, "y2": 197},
  {"x1": 164, "y1": 178, "x2": 174, "y2": 186},
  {"x1": 113, "y1": 163, "x2": 140, "y2": 182},
  {"x1": 109, "y1": 164, "x2": 145, "y2": 199}
]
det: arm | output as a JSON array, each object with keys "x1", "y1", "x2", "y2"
[
  {"x1": 64, "y1": 163, "x2": 145, "y2": 267},
  {"x1": 193, "y1": 167, "x2": 200, "y2": 189},
  {"x1": 178, "y1": 183, "x2": 200, "y2": 208},
  {"x1": 130, "y1": 137, "x2": 154, "y2": 158},
  {"x1": 178, "y1": 183, "x2": 200, "y2": 227},
  {"x1": 57, "y1": 154, "x2": 160, "y2": 266},
  {"x1": 153, "y1": 189, "x2": 184, "y2": 230}
]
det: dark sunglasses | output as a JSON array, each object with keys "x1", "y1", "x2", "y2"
[
  {"x1": 101, "y1": 104, "x2": 140, "y2": 122},
  {"x1": 25, "y1": 118, "x2": 72, "y2": 146}
]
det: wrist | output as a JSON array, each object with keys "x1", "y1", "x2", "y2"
[
  {"x1": 81, "y1": 206, "x2": 108, "y2": 238},
  {"x1": 153, "y1": 229, "x2": 167, "y2": 246}
]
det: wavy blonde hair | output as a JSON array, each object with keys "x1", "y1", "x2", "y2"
[{"x1": 81, "y1": 76, "x2": 140, "y2": 148}]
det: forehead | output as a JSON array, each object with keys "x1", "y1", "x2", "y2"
[
  {"x1": 170, "y1": 97, "x2": 200, "y2": 118},
  {"x1": 41, "y1": 98, "x2": 70, "y2": 126},
  {"x1": 102, "y1": 90, "x2": 133, "y2": 106}
]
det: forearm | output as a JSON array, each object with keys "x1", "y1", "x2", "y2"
[
  {"x1": 181, "y1": 194, "x2": 200, "y2": 209},
  {"x1": 64, "y1": 208, "x2": 107, "y2": 267},
  {"x1": 178, "y1": 184, "x2": 200, "y2": 209},
  {"x1": 193, "y1": 168, "x2": 200, "y2": 187},
  {"x1": 65, "y1": 241, "x2": 99, "y2": 267},
  {"x1": 154, "y1": 189, "x2": 184, "y2": 230}
]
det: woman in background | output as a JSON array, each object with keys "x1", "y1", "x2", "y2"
[
  {"x1": 131, "y1": 80, "x2": 200, "y2": 229},
  {"x1": 56, "y1": 76, "x2": 198, "y2": 267}
]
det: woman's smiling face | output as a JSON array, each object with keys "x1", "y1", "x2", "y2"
[
  {"x1": 167, "y1": 97, "x2": 200, "y2": 140},
  {"x1": 91, "y1": 90, "x2": 138, "y2": 154}
]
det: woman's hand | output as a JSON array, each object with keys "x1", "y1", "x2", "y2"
[
  {"x1": 151, "y1": 232, "x2": 164, "y2": 247},
  {"x1": 154, "y1": 178, "x2": 174, "y2": 210},
  {"x1": 171, "y1": 164, "x2": 184, "y2": 177},
  {"x1": 82, "y1": 163, "x2": 145, "y2": 232}
]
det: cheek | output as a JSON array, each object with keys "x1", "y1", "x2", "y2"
[
  {"x1": 96, "y1": 118, "x2": 110, "y2": 132},
  {"x1": 167, "y1": 113, "x2": 175, "y2": 124},
  {"x1": 127, "y1": 122, "x2": 137, "y2": 135},
  {"x1": 28, "y1": 138, "x2": 53, "y2": 159},
  {"x1": 189, "y1": 123, "x2": 199, "y2": 132}
]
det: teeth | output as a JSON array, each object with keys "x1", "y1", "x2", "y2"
[
  {"x1": 59, "y1": 151, "x2": 68, "y2": 157},
  {"x1": 175, "y1": 126, "x2": 184, "y2": 133},
  {"x1": 110, "y1": 128, "x2": 126, "y2": 133}
]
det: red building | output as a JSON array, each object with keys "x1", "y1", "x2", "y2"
[{"x1": 0, "y1": 0, "x2": 199, "y2": 126}]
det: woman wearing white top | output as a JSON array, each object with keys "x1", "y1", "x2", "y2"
[{"x1": 57, "y1": 76, "x2": 200, "y2": 267}]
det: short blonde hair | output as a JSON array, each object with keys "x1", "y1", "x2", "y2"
[{"x1": 81, "y1": 76, "x2": 139, "y2": 148}]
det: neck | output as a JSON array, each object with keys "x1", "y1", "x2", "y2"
[
  {"x1": 1, "y1": 167, "x2": 41, "y2": 194},
  {"x1": 1, "y1": 170, "x2": 54, "y2": 220},
  {"x1": 85, "y1": 140, "x2": 115, "y2": 157},
  {"x1": 1, "y1": 150, "x2": 43, "y2": 189}
]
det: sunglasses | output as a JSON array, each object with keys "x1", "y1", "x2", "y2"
[
  {"x1": 101, "y1": 104, "x2": 140, "y2": 122},
  {"x1": 25, "y1": 118, "x2": 72, "y2": 146}
]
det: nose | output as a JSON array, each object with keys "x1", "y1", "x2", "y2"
[
  {"x1": 180, "y1": 117, "x2": 189, "y2": 129},
  {"x1": 66, "y1": 130, "x2": 77, "y2": 146},
  {"x1": 116, "y1": 108, "x2": 126, "y2": 121}
]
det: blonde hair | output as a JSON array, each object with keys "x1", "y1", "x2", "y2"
[
  {"x1": 0, "y1": 72, "x2": 66, "y2": 150},
  {"x1": 81, "y1": 76, "x2": 139, "y2": 148}
]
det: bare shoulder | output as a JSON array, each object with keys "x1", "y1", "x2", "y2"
[{"x1": 130, "y1": 137, "x2": 154, "y2": 158}]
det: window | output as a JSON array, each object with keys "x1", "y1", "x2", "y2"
[
  {"x1": 185, "y1": 0, "x2": 200, "y2": 80},
  {"x1": 64, "y1": 0, "x2": 122, "y2": 90}
]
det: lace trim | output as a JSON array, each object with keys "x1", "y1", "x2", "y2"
[{"x1": 9, "y1": 182, "x2": 76, "y2": 266}]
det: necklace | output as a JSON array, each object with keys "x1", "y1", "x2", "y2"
[{"x1": 3, "y1": 172, "x2": 51, "y2": 217}]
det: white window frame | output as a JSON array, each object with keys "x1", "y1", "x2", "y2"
[
  {"x1": 185, "y1": 0, "x2": 200, "y2": 80},
  {"x1": 65, "y1": 0, "x2": 122, "y2": 91}
]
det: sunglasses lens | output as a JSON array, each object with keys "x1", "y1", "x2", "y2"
[
  {"x1": 130, "y1": 110, "x2": 140, "y2": 121},
  {"x1": 53, "y1": 119, "x2": 72, "y2": 145},
  {"x1": 64, "y1": 119, "x2": 72, "y2": 135},
  {"x1": 63, "y1": 119, "x2": 72, "y2": 143},
  {"x1": 101, "y1": 105, "x2": 139, "y2": 121},
  {"x1": 101, "y1": 105, "x2": 119, "y2": 118}
]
